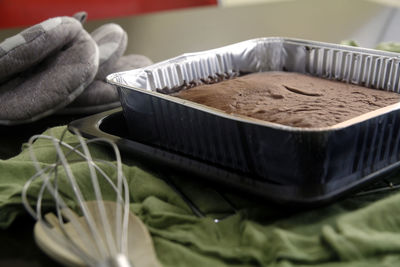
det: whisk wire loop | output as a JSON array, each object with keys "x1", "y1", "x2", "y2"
[{"x1": 22, "y1": 128, "x2": 132, "y2": 267}]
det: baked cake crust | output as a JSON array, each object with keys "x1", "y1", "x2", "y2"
[{"x1": 173, "y1": 71, "x2": 400, "y2": 128}]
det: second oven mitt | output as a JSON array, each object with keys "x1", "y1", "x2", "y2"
[
  {"x1": 62, "y1": 54, "x2": 153, "y2": 114},
  {"x1": 60, "y1": 24, "x2": 153, "y2": 114},
  {"x1": 0, "y1": 15, "x2": 98, "y2": 125}
]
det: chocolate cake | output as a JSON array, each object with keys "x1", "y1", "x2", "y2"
[{"x1": 173, "y1": 71, "x2": 400, "y2": 128}]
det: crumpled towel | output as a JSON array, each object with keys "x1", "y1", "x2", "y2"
[{"x1": 1, "y1": 126, "x2": 400, "y2": 267}]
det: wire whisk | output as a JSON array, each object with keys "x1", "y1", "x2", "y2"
[{"x1": 22, "y1": 128, "x2": 160, "y2": 267}]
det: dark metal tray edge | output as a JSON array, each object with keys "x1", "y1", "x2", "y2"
[{"x1": 68, "y1": 108, "x2": 400, "y2": 207}]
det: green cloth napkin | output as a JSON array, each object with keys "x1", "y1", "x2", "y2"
[
  {"x1": 1, "y1": 126, "x2": 400, "y2": 267},
  {"x1": 341, "y1": 40, "x2": 400, "y2": 54}
]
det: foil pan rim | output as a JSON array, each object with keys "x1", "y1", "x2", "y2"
[
  {"x1": 107, "y1": 37, "x2": 400, "y2": 132},
  {"x1": 107, "y1": 37, "x2": 400, "y2": 83}
]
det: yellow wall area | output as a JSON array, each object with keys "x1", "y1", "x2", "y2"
[{"x1": 0, "y1": 0, "x2": 398, "y2": 63}]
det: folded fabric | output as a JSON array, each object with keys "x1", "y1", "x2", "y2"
[
  {"x1": 0, "y1": 16, "x2": 98, "y2": 125},
  {"x1": 1, "y1": 126, "x2": 400, "y2": 267},
  {"x1": 374, "y1": 42, "x2": 400, "y2": 53},
  {"x1": 341, "y1": 39, "x2": 400, "y2": 53}
]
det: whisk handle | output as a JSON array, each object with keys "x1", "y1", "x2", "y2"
[{"x1": 96, "y1": 254, "x2": 133, "y2": 267}]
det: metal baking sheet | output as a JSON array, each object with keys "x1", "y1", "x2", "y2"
[{"x1": 107, "y1": 37, "x2": 400, "y2": 193}]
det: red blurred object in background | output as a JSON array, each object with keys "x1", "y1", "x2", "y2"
[{"x1": 0, "y1": 0, "x2": 217, "y2": 29}]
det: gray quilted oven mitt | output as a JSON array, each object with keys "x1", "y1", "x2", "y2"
[
  {"x1": 61, "y1": 23, "x2": 153, "y2": 114},
  {"x1": 0, "y1": 14, "x2": 98, "y2": 125}
]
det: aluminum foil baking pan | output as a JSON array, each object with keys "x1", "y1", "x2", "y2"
[
  {"x1": 107, "y1": 37, "x2": 400, "y2": 196},
  {"x1": 69, "y1": 108, "x2": 400, "y2": 206}
]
